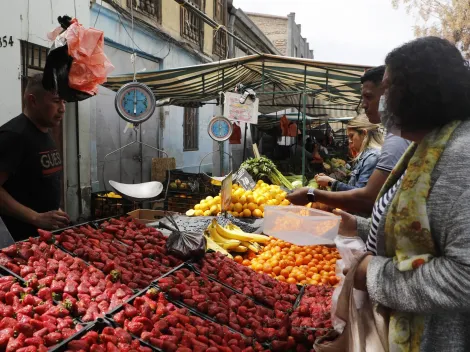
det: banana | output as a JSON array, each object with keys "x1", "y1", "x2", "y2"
[
  {"x1": 232, "y1": 245, "x2": 248, "y2": 253},
  {"x1": 204, "y1": 234, "x2": 233, "y2": 259},
  {"x1": 217, "y1": 221, "x2": 269, "y2": 243},
  {"x1": 240, "y1": 241, "x2": 260, "y2": 253},
  {"x1": 208, "y1": 220, "x2": 241, "y2": 249}
]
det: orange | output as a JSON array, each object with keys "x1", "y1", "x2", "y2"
[
  {"x1": 252, "y1": 209, "x2": 263, "y2": 218},
  {"x1": 277, "y1": 275, "x2": 286, "y2": 282},
  {"x1": 287, "y1": 277, "x2": 297, "y2": 284},
  {"x1": 242, "y1": 259, "x2": 251, "y2": 266},
  {"x1": 279, "y1": 260, "x2": 288, "y2": 268},
  {"x1": 242, "y1": 209, "x2": 252, "y2": 218},
  {"x1": 296, "y1": 273, "x2": 306, "y2": 281},
  {"x1": 263, "y1": 264, "x2": 272, "y2": 273},
  {"x1": 234, "y1": 255, "x2": 243, "y2": 264},
  {"x1": 329, "y1": 276, "x2": 339, "y2": 285},
  {"x1": 280, "y1": 269, "x2": 289, "y2": 278},
  {"x1": 272, "y1": 266, "x2": 282, "y2": 275},
  {"x1": 295, "y1": 258, "x2": 303, "y2": 266}
]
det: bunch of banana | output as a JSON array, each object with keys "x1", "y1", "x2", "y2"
[
  {"x1": 204, "y1": 232, "x2": 233, "y2": 258},
  {"x1": 206, "y1": 219, "x2": 268, "y2": 254}
]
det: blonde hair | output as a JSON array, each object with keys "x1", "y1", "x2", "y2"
[{"x1": 347, "y1": 114, "x2": 384, "y2": 162}]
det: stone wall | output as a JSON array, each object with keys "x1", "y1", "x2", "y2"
[{"x1": 247, "y1": 13, "x2": 288, "y2": 55}]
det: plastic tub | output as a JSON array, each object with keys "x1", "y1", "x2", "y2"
[{"x1": 263, "y1": 206, "x2": 340, "y2": 245}]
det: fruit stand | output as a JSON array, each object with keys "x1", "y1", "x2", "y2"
[{"x1": 0, "y1": 195, "x2": 340, "y2": 352}]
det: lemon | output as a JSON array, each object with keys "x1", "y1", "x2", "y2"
[
  {"x1": 243, "y1": 209, "x2": 252, "y2": 218},
  {"x1": 210, "y1": 205, "x2": 218, "y2": 214},
  {"x1": 247, "y1": 203, "x2": 257, "y2": 212},
  {"x1": 232, "y1": 211, "x2": 240, "y2": 218},
  {"x1": 195, "y1": 210, "x2": 204, "y2": 216},
  {"x1": 200, "y1": 203, "x2": 210, "y2": 212},
  {"x1": 214, "y1": 195, "x2": 221, "y2": 202},
  {"x1": 281, "y1": 199, "x2": 290, "y2": 206},
  {"x1": 257, "y1": 196, "x2": 267, "y2": 205},
  {"x1": 246, "y1": 195, "x2": 255, "y2": 203},
  {"x1": 233, "y1": 203, "x2": 243, "y2": 213},
  {"x1": 206, "y1": 196, "x2": 214, "y2": 202},
  {"x1": 194, "y1": 204, "x2": 201, "y2": 211},
  {"x1": 203, "y1": 210, "x2": 212, "y2": 216},
  {"x1": 239, "y1": 195, "x2": 247, "y2": 204}
]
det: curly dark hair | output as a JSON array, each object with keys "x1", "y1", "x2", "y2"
[{"x1": 385, "y1": 36, "x2": 470, "y2": 132}]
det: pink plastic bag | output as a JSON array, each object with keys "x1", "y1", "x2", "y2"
[{"x1": 64, "y1": 21, "x2": 114, "y2": 95}]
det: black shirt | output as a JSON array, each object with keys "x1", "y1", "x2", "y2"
[{"x1": 0, "y1": 114, "x2": 62, "y2": 241}]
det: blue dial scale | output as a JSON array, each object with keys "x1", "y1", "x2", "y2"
[
  {"x1": 115, "y1": 82, "x2": 156, "y2": 124},
  {"x1": 208, "y1": 116, "x2": 233, "y2": 142}
]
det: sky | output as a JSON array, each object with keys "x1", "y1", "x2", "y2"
[{"x1": 233, "y1": 0, "x2": 417, "y2": 66}]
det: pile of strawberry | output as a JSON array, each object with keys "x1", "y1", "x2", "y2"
[
  {"x1": 113, "y1": 288, "x2": 270, "y2": 352},
  {"x1": 0, "y1": 240, "x2": 134, "y2": 322},
  {"x1": 193, "y1": 252, "x2": 300, "y2": 312},
  {"x1": 0, "y1": 275, "x2": 83, "y2": 351},
  {"x1": 66, "y1": 326, "x2": 153, "y2": 352},
  {"x1": 157, "y1": 268, "x2": 293, "y2": 343},
  {"x1": 55, "y1": 218, "x2": 182, "y2": 289},
  {"x1": 290, "y1": 285, "x2": 334, "y2": 344}
]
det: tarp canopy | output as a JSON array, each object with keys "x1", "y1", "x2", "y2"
[{"x1": 104, "y1": 54, "x2": 371, "y2": 119}]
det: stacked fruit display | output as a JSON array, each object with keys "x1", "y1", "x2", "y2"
[
  {"x1": 238, "y1": 238, "x2": 340, "y2": 286},
  {"x1": 113, "y1": 288, "x2": 270, "y2": 352},
  {"x1": 0, "y1": 275, "x2": 83, "y2": 350},
  {"x1": 189, "y1": 180, "x2": 290, "y2": 218}
]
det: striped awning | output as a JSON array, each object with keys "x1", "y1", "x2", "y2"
[{"x1": 104, "y1": 54, "x2": 371, "y2": 119}]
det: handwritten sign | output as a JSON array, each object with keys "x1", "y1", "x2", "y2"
[
  {"x1": 233, "y1": 168, "x2": 256, "y2": 191},
  {"x1": 221, "y1": 172, "x2": 233, "y2": 213},
  {"x1": 224, "y1": 92, "x2": 259, "y2": 124}
]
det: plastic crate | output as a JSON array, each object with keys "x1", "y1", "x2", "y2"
[
  {"x1": 166, "y1": 169, "x2": 217, "y2": 195},
  {"x1": 263, "y1": 206, "x2": 340, "y2": 246},
  {"x1": 166, "y1": 193, "x2": 208, "y2": 213},
  {"x1": 91, "y1": 192, "x2": 140, "y2": 219}
]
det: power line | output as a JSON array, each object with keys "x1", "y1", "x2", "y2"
[{"x1": 93, "y1": 0, "x2": 103, "y2": 27}]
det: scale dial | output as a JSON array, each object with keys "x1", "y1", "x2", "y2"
[
  {"x1": 208, "y1": 116, "x2": 233, "y2": 142},
  {"x1": 115, "y1": 82, "x2": 156, "y2": 124}
]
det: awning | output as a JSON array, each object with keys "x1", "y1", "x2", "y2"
[{"x1": 104, "y1": 54, "x2": 371, "y2": 119}]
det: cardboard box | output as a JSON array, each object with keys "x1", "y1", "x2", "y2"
[{"x1": 127, "y1": 209, "x2": 179, "y2": 225}]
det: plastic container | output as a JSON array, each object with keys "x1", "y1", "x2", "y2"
[{"x1": 263, "y1": 205, "x2": 340, "y2": 245}]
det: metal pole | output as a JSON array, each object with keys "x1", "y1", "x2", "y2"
[
  {"x1": 242, "y1": 123, "x2": 248, "y2": 161},
  {"x1": 301, "y1": 93, "x2": 307, "y2": 182}
]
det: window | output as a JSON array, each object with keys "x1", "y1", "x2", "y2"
[
  {"x1": 127, "y1": 0, "x2": 161, "y2": 22},
  {"x1": 181, "y1": 0, "x2": 204, "y2": 49},
  {"x1": 212, "y1": 0, "x2": 227, "y2": 58},
  {"x1": 183, "y1": 108, "x2": 199, "y2": 151}
]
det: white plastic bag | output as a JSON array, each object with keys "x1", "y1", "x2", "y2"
[{"x1": 331, "y1": 235, "x2": 367, "y2": 332}]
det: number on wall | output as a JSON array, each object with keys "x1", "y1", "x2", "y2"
[{"x1": 0, "y1": 36, "x2": 14, "y2": 48}]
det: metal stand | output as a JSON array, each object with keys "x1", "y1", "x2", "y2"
[
  {"x1": 198, "y1": 149, "x2": 233, "y2": 185},
  {"x1": 102, "y1": 126, "x2": 171, "y2": 203}
]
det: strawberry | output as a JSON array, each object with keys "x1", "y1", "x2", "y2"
[
  {"x1": 0, "y1": 328, "x2": 14, "y2": 347},
  {"x1": 67, "y1": 340, "x2": 90, "y2": 350},
  {"x1": 24, "y1": 336, "x2": 44, "y2": 347}
]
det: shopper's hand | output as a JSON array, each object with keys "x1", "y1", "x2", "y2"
[
  {"x1": 316, "y1": 175, "x2": 335, "y2": 187},
  {"x1": 354, "y1": 254, "x2": 373, "y2": 291},
  {"x1": 333, "y1": 209, "x2": 357, "y2": 237},
  {"x1": 32, "y1": 210, "x2": 70, "y2": 230},
  {"x1": 286, "y1": 187, "x2": 309, "y2": 205}
]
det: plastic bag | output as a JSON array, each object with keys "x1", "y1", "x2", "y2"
[
  {"x1": 65, "y1": 21, "x2": 114, "y2": 95},
  {"x1": 43, "y1": 16, "x2": 114, "y2": 102},
  {"x1": 331, "y1": 235, "x2": 367, "y2": 332},
  {"x1": 163, "y1": 216, "x2": 206, "y2": 261}
]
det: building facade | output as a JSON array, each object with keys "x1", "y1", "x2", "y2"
[
  {"x1": 0, "y1": 0, "x2": 230, "y2": 221},
  {"x1": 247, "y1": 12, "x2": 313, "y2": 59}
]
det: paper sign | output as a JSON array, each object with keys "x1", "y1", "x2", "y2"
[
  {"x1": 224, "y1": 92, "x2": 259, "y2": 124},
  {"x1": 233, "y1": 168, "x2": 256, "y2": 191},
  {"x1": 221, "y1": 172, "x2": 233, "y2": 213}
]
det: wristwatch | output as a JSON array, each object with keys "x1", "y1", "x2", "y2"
[
  {"x1": 328, "y1": 181, "x2": 333, "y2": 187},
  {"x1": 307, "y1": 188, "x2": 316, "y2": 203}
]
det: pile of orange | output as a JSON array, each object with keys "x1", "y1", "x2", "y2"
[{"x1": 234, "y1": 238, "x2": 341, "y2": 286}]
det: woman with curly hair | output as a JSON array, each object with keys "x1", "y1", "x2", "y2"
[
  {"x1": 315, "y1": 115, "x2": 384, "y2": 191},
  {"x1": 336, "y1": 36, "x2": 470, "y2": 352}
]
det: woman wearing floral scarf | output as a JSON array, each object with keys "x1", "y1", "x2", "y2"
[{"x1": 335, "y1": 36, "x2": 470, "y2": 352}]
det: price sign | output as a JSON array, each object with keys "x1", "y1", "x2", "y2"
[
  {"x1": 233, "y1": 168, "x2": 256, "y2": 191},
  {"x1": 221, "y1": 172, "x2": 233, "y2": 213},
  {"x1": 224, "y1": 92, "x2": 259, "y2": 124}
]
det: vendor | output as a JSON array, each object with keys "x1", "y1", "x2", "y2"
[
  {"x1": 315, "y1": 115, "x2": 383, "y2": 191},
  {"x1": 0, "y1": 74, "x2": 70, "y2": 241}
]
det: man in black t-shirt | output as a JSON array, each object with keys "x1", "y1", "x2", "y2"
[{"x1": 0, "y1": 74, "x2": 70, "y2": 241}]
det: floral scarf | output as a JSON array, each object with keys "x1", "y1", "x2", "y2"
[{"x1": 376, "y1": 121, "x2": 461, "y2": 352}]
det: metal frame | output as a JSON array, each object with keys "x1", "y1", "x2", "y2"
[{"x1": 102, "y1": 127, "x2": 171, "y2": 203}]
